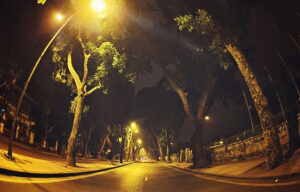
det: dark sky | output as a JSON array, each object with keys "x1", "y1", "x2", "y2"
[{"x1": 0, "y1": 0, "x2": 299, "y2": 144}]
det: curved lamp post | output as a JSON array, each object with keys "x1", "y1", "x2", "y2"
[{"x1": 7, "y1": 0, "x2": 106, "y2": 158}]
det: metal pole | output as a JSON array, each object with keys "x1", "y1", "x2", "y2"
[
  {"x1": 7, "y1": 11, "x2": 81, "y2": 158},
  {"x1": 278, "y1": 53, "x2": 300, "y2": 102},
  {"x1": 242, "y1": 90, "x2": 255, "y2": 136},
  {"x1": 287, "y1": 33, "x2": 300, "y2": 51},
  {"x1": 264, "y1": 65, "x2": 286, "y2": 120}
]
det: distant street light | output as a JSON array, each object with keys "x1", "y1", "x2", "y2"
[
  {"x1": 7, "y1": 0, "x2": 107, "y2": 158},
  {"x1": 131, "y1": 121, "x2": 137, "y2": 129},
  {"x1": 91, "y1": 0, "x2": 106, "y2": 12},
  {"x1": 55, "y1": 13, "x2": 64, "y2": 21},
  {"x1": 204, "y1": 116, "x2": 210, "y2": 121},
  {"x1": 137, "y1": 138, "x2": 142, "y2": 145}
]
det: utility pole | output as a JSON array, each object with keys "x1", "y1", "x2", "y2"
[
  {"x1": 242, "y1": 90, "x2": 255, "y2": 135},
  {"x1": 120, "y1": 124, "x2": 125, "y2": 163},
  {"x1": 264, "y1": 66, "x2": 286, "y2": 120},
  {"x1": 287, "y1": 33, "x2": 300, "y2": 51},
  {"x1": 278, "y1": 53, "x2": 300, "y2": 102}
]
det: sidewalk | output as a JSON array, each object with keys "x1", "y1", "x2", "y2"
[
  {"x1": 0, "y1": 135, "x2": 64, "y2": 162},
  {"x1": 0, "y1": 136, "x2": 132, "y2": 177},
  {"x1": 168, "y1": 148, "x2": 300, "y2": 179}
]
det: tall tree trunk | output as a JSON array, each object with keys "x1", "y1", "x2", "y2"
[
  {"x1": 98, "y1": 136, "x2": 107, "y2": 160},
  {"x1": 152, "y1": 139, "x2": 160, "y2": 161},
  {"x1": 192, "y1": 121, "x2": 208, "y2": 167},
  {"x1": 158, "y1": 141, "x2": 164, "y2": 161},
  {"x1": 98, "y1": 123, "x2": 111, "y2": 160},
  {"x1": 66, "y1": 95, "x2": 85, "y2": 167},
  {"x1": 84, "y1": 125, "x2": 93, "y2": 159},
  {"x1": 151, "y1": 126, "x2": 164, "y2": 161},
  {"x1": 192, "y1": 76, "x2": 215, "y2": 168},
  {"x1": 164, "y1": 127, "x2": 171, "y2": 163},
  {"x1": 225, "y1": 44, "x2": 282, "y2": 168},
  {"x1": 163, "y1": 67, "x2": 215, "y2": 168}
]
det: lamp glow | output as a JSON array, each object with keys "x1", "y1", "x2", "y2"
[
  {"x1": 131, "y1": 122, "x2": 137, "y2": 129},
  {"x1": 91, "y1": 0, "x2": 106, "y2": 12},
  {"x1": 137, "y1": 139, "x2": 142, "y2": 145},
  {"x1": 55, "y1": 13, "x2": 63, "y2": 21}
]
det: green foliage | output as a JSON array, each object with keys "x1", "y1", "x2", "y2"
[
  {"x1": 52, "y1": 35, "x2": 128, "y2": 95},
  {"x1": 86, "y1": 40, "x2": 127, "y2": 89},
  {"x1": 69, "y1": 96, "x2": 90, "y2": 114},
  {"x1": 174, "y1": 9, "x2": 232, "y2": 70},
  {"x1": 37, "y1": 0, "x2": 46, "y2": 5},
  {"x1": 175, "y1": 10, "x2": 215, "y2": 35}
]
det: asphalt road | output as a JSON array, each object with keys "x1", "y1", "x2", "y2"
[{"x1": 0, "y1": 162, "x2": 299, "y2": 192}]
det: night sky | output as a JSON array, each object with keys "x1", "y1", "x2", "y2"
[{"x1": 0, "y1": 0, "x2": 299, "y2": 144}]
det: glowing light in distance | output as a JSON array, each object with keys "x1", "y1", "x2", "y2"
[
  {"x1": 91, "y1": 0, "x2": 106, "y2": 12},
  {"x1": 204, "y1": 116, "x2": 210, "y2": 120},
  {"x1": 55, "y1": 13, "x2": 63, "y2": 21},
  {"x1": 137, "y1": 139, "x2": 142, "y2": 145},
  {"x1": 131, "y1": 122, "x2": 137, "y2": 129}
]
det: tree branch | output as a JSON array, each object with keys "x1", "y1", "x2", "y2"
[
  {"x1": 67, "y1": 49, "x2": 82, "y2": 93},
  {"x1": 196, "y1": 76, "x2": 217, "y2": 120},
  {"x1": 48, "y1": 125, "x2": 56, "y2": 134},
  {"x1": 77, "y1": 32, "x2": 90, "y2": 86},
  {"x1": 162, "y1": 67, "x2": 196, "y2": 121},
  {"x1": 84, "y1": 85, "x2": 102, "y2": 96}
]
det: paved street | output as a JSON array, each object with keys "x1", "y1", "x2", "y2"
[{"x1": 1, "y1": 162, "x2": 300, "y2": 192}]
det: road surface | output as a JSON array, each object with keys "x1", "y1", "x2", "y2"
[{"x1": 0, "y1": 162, "x2": 299, "y2": 192}]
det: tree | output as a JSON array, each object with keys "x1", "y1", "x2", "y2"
[
  {"x1": 175, "y1": 8, "x2": 282, "y2": 168},
  {"x1": 137, "y1": 80, "x2": 185, "y2": 162},
  {"x1": 52, "y1": 29, "x2": 127, "y2": 166}
]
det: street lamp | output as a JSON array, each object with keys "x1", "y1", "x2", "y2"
[
  {"x1": 7, "y1": 0, "x2": 107, "y2": 158},
  {"x1": 204, "y1": 116, "x2": 210, "y2": 121},
  {"x1": 55, "y1": 13, "x2": 64, "y2": 21},
  {"x1": 137, "y1": 138, "x2": 142, "y2": 145},
  {"x1": 91, "y1": 0, "x2": 106, "y2": 12},
  {"x1": 131, "y1": 121, "x2": 137, "y2": 129}
]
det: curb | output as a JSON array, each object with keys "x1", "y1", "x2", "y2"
[
  {"x1": 0, "y1": 162, "x2": 135, "y2": 178},
  {"x1": 166, "y1": 164, "x2": 300, "y2": 184}
]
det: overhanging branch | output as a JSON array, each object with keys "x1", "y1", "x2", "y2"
[{"x1": 67, "y1": 49, "x2": 82, "y2": 93}]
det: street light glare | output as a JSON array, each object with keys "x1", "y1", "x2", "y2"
[
  {"x1": 204, "y1": 116, "x2": 210, "y2": 120},
  {"x1": 131, "y1": 122, "x2": 137, "y2": 129},
  {"x1": 91, "y1": 0, "x2": 106, "y2": 12},
  {"x1": 55, "y1": 13, "x2": 63, "y2": 21},
  {"x1": 137, "y1": 139, "x2": 142, "y2": 145}
]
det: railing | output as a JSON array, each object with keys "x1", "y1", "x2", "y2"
[{"x1": 207, "y1": 111, "x2": 287, "y2": 149}]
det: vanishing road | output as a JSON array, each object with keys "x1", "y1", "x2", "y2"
[{"x1": 0, "y1": 162, "x2": 299, "y2": 192}]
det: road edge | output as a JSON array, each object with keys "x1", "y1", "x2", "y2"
[
  {"x1": 0, "y1": 162, "x2": 135, "y2": 178},
  {"x1": 165, "y1": 164, "x2": 300, "y2": 186}
]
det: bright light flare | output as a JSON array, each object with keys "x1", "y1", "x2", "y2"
[
  {"x1": 91, "y1": 0, "x2": 106, "y2": 12},
  {"x1": 131, "y1": 122, "x2": 137, "y2": 129},
  {"x1": 55, "y1": 13, "x2": 63, "y2": 21},
  {"x1": 204, "y1": 116, "x2": 210, "y2": 121},
  {"x1": 137, "y1": 139, "x2": 142, "y2": 145}
]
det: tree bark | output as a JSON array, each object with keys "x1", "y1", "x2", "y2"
[
  {"x1": 164, "y1": 127, "x2": 171, "y2": 163},
  {"x1": 225, "y1": 44, "x2": 282, "y2": 168},
  {"x1": 192, "y1": 121, "x2": 209, "y2": 167},
  {"x1": 98, "y1": 123, "x2": 111, "y2": 160},
  {"x1": 163, "y1": 67, "x2": 215, "y2": 168},
  {"x1": 84, "y1": 124, "x2": 93, "y2": 159},
  {"x1": 192, "y1": 76, "x2": 216, "y2": 168},
  {"x1": 66, "y1": 95, "x2": 85, "y2": 167},
  {"x1": 98, "y1": 136, "x2": 107, "y2": 160},
  {"x1": 150, "y1": 126, "x2": 164, "y2": 161}
]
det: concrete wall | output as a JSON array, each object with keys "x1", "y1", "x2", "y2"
[
  {"x1": 172, "y1": 112, "x2": 299, "y2": 163},
  {"x1": 210, "y1": 121, "x2": 289, "y2": 162}
]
